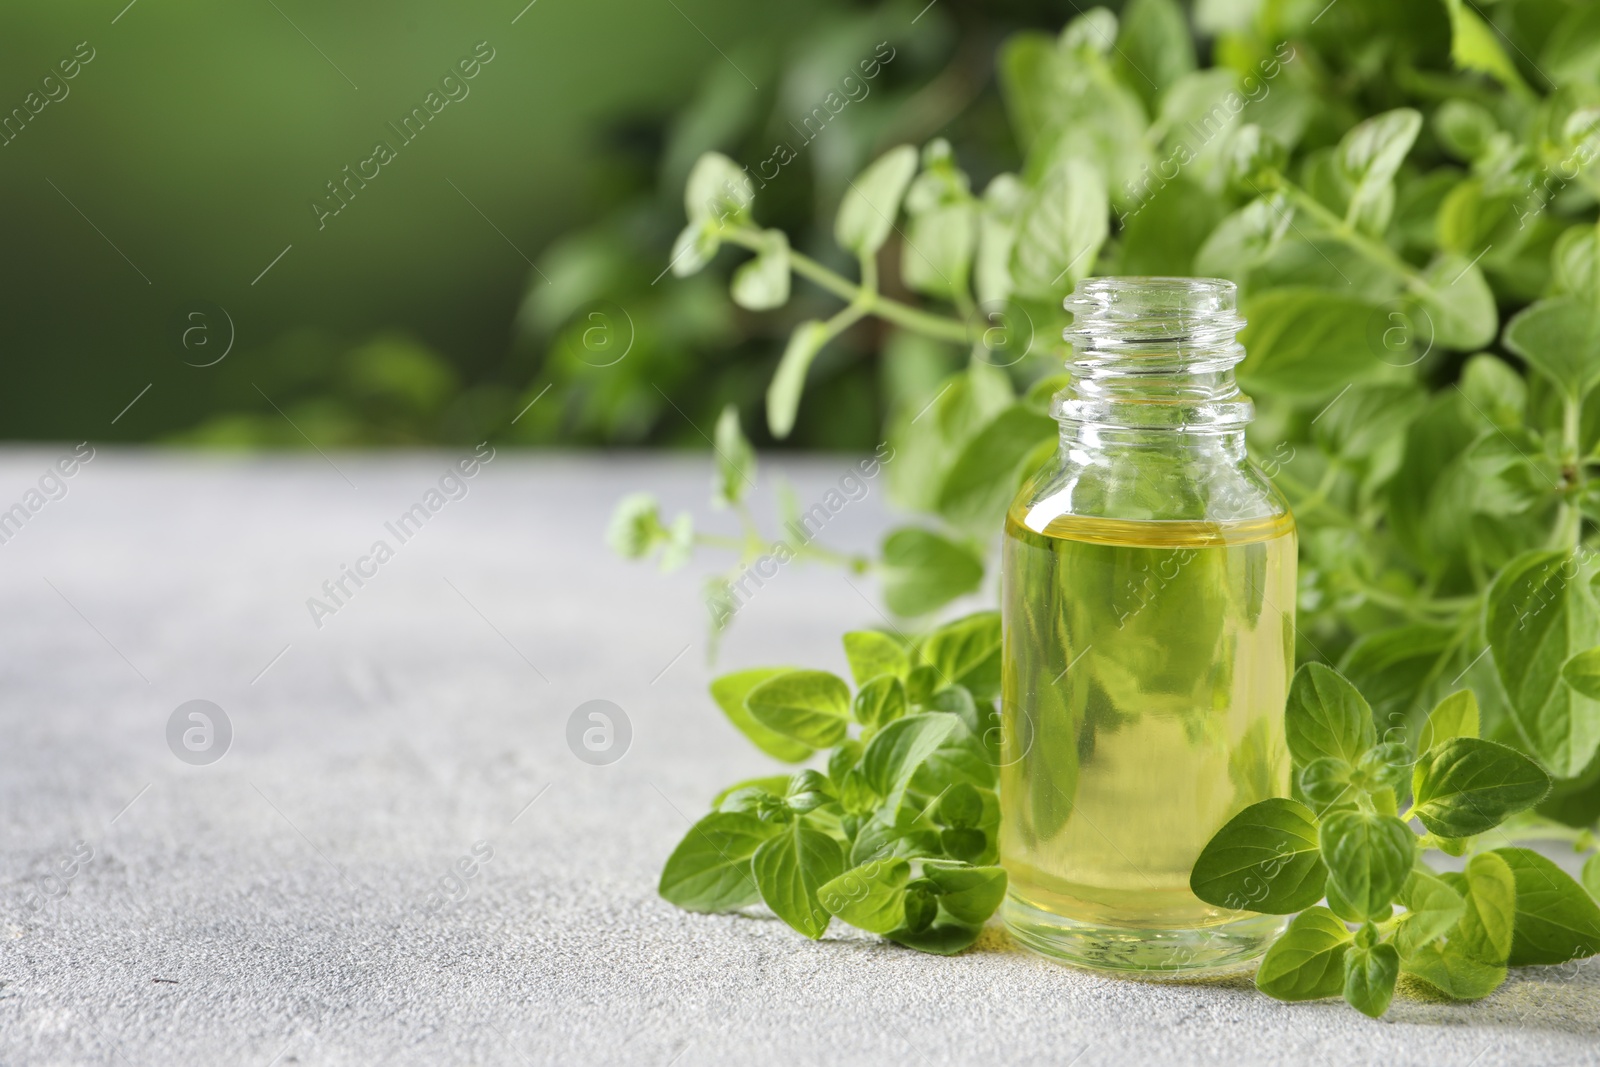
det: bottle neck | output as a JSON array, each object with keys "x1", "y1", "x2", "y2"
[{"x1": 1054, "y1": 277, "x2": 1252, "y2": 444}]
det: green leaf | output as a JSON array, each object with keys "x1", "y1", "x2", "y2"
[
  {"x1": 835, "y1": 145, "x2": 918, "y2": 258},
  {"x1": 1237, "y1": 289, "x2": 1383, "y2": 399},
  {"x1": 1433, "y1": 99, "x2": 1498, "y2": 161},
  {"x1": 1486, "y1": 550, "x2": 1600, "y2": 778},
  {"x1": 669, "y1": 221, "x2": 718, "y2": 278},
  {"x1": 1343, "y1": 940, "x2": 1400, "y2": 1018},
  {"x1": 1563, "y1": 647, "x2": 1600, "y2": 701},
  {"x1": 935, "y1": 405, "x2": 1057, "y2": 531},
  {"x1": 659, "y1": 811, "x2": 781, "y2": 912},
  {"x1": 1255, "y1": 907, "x2": 1353, "y2": 1002},
  {"x1": 606, "y1": 493, "x2": 665, "y2": 558},
  {"x1": 920, "y1": 860, "x2": 1007, "y2": 924},
  {"x1": 1298, "y1": 757, "x2": 1358, "y2": 815},
  {"x1": 730, "y1": 229, "x2": 790, "y2": 310},
  {"x1": 1492, "y1": 847, "x2": 1600, "y2": 965},
  {"x1": 1459, "y1": 354, "x2": 1525, "y2": 431},
  {"x1": 1189, "y1": 797, "x2": 1329, "y2": 914},
  {"x1": 1419, "y1": 689, "x2": 1480, "y2": 755},
  {"x1": 1395, "y1": 865, "x2": 1467, "y2": 958},
  {"x1": 1113, "y1": 0, "x2": 1194, "y2": 110},
  {"x1": 714, "y1": 775, "x2": 791, "y2": 811},
  {"x1": 918, "y1": 611, "x2": 1003, "y2": 701},
  {"x1": 902, "y1": 201, "x2": 977, "y2": 299},
  {"x1": 937, "y1": 783, "x2": 984, "y2": 829},
  {"x1": 880, "y1": 528, "x2": 984, "y2": 617},
  {"x1": 1336, "y1": 108, "x2": 1422, "y2": 211},
  {"x1": 1402, "y1": 939, "x2": 1506, "y2": 1000},
  {"x1": 861, "y1": 712, "x2": 960, "y2": 814},
  {"x1": 1118, "y1": 177, "x2": 1226, "y2": 277},
  {"x1": 817, "y1": 858, "x2": 910, "y2": 934},
  {"x1": 886, "y1": 918, "x2": 984, "y2": 954},
  {"x1": 709, "y1": 669, "x2": 814, "y2": 763},
  {"x1": 853, "y1": 675, "x2": 908, "y2": 730},
  {"x1": 1008, "y1": 157, "x2": 1108, "y2": 301},
  {"x1": 1503, "y1": 298, "x2": 1600, "y2": 400},
  {"x1": 1584, "y1": 853, "x2": 1600, "y2": 899},
  {"x1": 712, "y1": 405, "x2": 755, "y2": 509},
  {"x1": 684, "y1": 151, "x2": 753, "y2": 225},
  {"x1": 752, "y1": 818, "x2": 847, "y2": 939},
  {"x1": 1194, "y1": 194, "x2": 1292, "y2": 281},
  {"x1": 1309, "y1": 382, "x2": 1425, "y2": 463},
  {"x1": 1285, "y1": 663, "x2": 1378, "y2": 769},
  {"x1": 1319, "y1": 809, "x2": 1415, "y2": 920},
  {"x1": 1419, "y1": 253, "x2": 1497, "y2": 351},
  {"x1": 745, "y1": 669, "x2": 853, "y2": 749},
  {"x1": 1442, "y1": 0, "x2": 1530, "y2": 92},
  {"x1": 842, "y1": 631, "x2": 910, "y2": 687},
  {"x1": 1411, "y1": 737, "x2": 1551, "y2": 838},
  {"x1": 767, "y1": 320, "x2": 832, "y2": 440},
  {"x1": 1458, "y1": 851, "x2": 1517, "y2": 967}
]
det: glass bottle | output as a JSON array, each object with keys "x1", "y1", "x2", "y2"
[{"x1": 998, "y1": 277, "x2": 1296, "y2": 973}]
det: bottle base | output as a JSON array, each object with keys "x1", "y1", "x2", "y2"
[{"x1": 1001, "y1": 895, "x2": 1285, "y2": 977}]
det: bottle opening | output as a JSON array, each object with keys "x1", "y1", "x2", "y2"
[{"x1": 1064, "y1": 276, "x2": 1245, "y2": 349}]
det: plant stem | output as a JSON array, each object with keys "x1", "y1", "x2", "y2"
[
  {"x1": 726, "y1": 229, "x2": 970, "y2": 344},
  {"x1": 1281, "y1": 183, "x2": 1436, "y2": 298},
  {"x1": 1558, "y1": 394, "x2": 1584, "y2": 551}
]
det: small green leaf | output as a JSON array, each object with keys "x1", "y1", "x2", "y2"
[
  {"x1": 767, "y1": 320, "x2": 832, "y2": 440},
  {"x1": 853, "y1": 675, "x2": 908, "y2": 730},
  {"x1": 1586, "y1": 853, "x2": 1600, "y2": 900},
  {"x1": 1394, "y1": 865, "x2": 1467, "y2": 959},
  {"x1": 1285, "y1": 663, "x2": 1377, "y2": 769},
  {"x1": 1503, "y1": 298, "x2": 1600, "y2": 400},
  {"x1": 745, "y1": 670, "x2": 852, "y2": 749},
  {"x1": 1008, "y1": 157, "x2": 1108, "y2": 300},
  {"x1": 709, "y1": 669, "x2": 813, "y2": 763},
  {"x1": 902, "y1": 201, "x2": 977, "y2": 299},
  {"x1": 712, "y1": 405, "x2": 756, "y2": 509},
  {"x1": 886, "y1": 918, "x2": 984, "y2": 954},
  {"x1": 606, "y1": 493, "x2": 666, "y2": 559},
  {"x1": 880, "y1": 528, "x2": 984, "y2": 617},
  {"x1": 1195, "y1": 195, "x2": 1292, "y2": 281},
  {"x1": 1487, "y1": 550, "x2": 1600, "y2": 778},
  {"x1": 1343, "y1": 940, "x2": 1400, "y2": 1018},
  {"x1": 1442, "y1": 0, "x2": 1530, "y2": 91},
  {"x1": 684, "y1": 151, "x2": 753, "y2": 226},
  {"x1": 1319, "y1": 809, "x2": 1415, "y2": 920},
  {"x1": 1433, "y1": 99, "x2": 1498, "y2": 161},
  {"x1": 659, "y1": 811, "x2": 781, "y2": 912},
  {"x1": 1411, "y1": 737, "x2": 1551, "y2": 839},
  {"x1": 1418, "y1": 689, "x2": 1479, "y2": 755},
  {"x1": 861, "y1": 712, "x2": 960, "y2": 814},
  {"x1": 1418, "y1": 253, "x2": 1497, "y2": 351},
  {"x1": 1238, "y1": 290, "x2": 1384, "y2": 399},
  {"x1": 752, "y1": 818, "x2": 847, "y2": 939},
  {"x1": 1457, "y1": 851, "x2": 1517, "y2": 967},
  {"x1": 835, "y1": 145, "x2": 919, "y2": 258},
  {"x1": 937, "y1": 783, "x2": 984, "y2": 829},
  {"x1": 669, "y1": 221, "x2": 718, "y2": 278},
  {"x1": 917, "y1": 611, "x2": 1004, "y2": 701},
  {"x1": 1336, "y1": 108, "x2": 1422, "y2": 209},
  {"x1": 1492, "y1": 847, "x2": 1600, "y2": 966},
  {"x1": 842, "y1": 631, "x2": 910, "y2": 686},
  {"x1": 1113, "y1": 0, "x2": 1194, "y2": 110},
  {"x1": 714, "y1": 776, "x2": 791, "y2": 811},
  {"x1": 1298, "y1": 757, "x2": 1359, "y2": 815},
  {"x1": 920, "y1": 860, "x2": 1007, "y2": 924},
  {"x1": 1255, "y1": 907, "x2": 1353, "y2": 1002},
  {"x1": 935, "y1": 405, "x2": 1057, "y2": 531},
  {"x1": 817, "y1": 858, "x2": 910, "y2": 934},
  {"x1": 1189, "y1": 798, "x2": 1328, "y2": 915},
  {"x1": 730, "y1": 230, "x2": 790, "y2": 310},
  {"x1": 1563, "y1": 648, "x2": 1600, "y2": 701}
]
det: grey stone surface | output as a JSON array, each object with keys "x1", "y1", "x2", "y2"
[{"x1": 1, "y1": 449, "x2": 1597, "y2": 1067}]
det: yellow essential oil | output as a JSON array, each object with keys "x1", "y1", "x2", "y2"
[{"x1": 999, "y1": 276, "x2": 1294, "y2": 973}]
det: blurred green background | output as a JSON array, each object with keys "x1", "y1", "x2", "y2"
[{"x1": 1, "y1": 0, "x2": 1067, "y2": 450}]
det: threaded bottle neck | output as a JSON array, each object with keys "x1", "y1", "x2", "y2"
[{"x1": 1055, "y1": 277, "x2": 1252, "y2": 434}]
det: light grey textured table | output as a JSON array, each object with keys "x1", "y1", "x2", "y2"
[{"x1": 2, "y1": 450, "x2": 1597, "y2": 1067}]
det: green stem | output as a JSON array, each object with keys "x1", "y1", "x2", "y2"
[
  {"x1": 726, "y1": 230, "x2": 970, "y2": 344},
  {"x1": 1558, "y1": 394, "x2": 1584, "y2": 551},
  {"x1": 1281, "y1": 183, "x2": 1435, "y2": 298}
]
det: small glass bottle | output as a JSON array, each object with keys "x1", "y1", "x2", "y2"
[{"x1": 999, "y1": 277, "x2": 1296, "y2": 973}]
